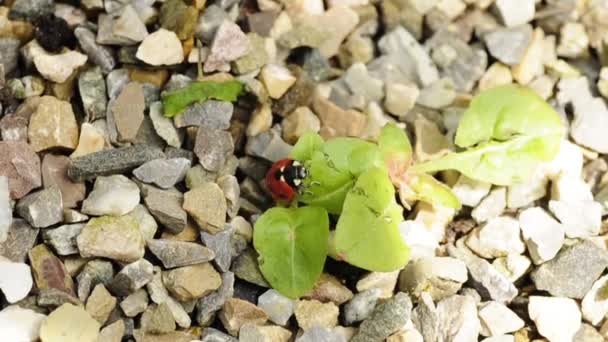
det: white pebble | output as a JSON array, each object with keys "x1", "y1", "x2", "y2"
[
  {"x1": 519, "y1": 207, "x2": 565, "y2": 265},
  {"x1": 528, "y1": 296, "x2": 581, "y2": 342}
]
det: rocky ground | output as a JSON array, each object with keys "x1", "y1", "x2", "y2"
[{"x1": 0, "y1": 0, "x2": 608, "y2": 341}]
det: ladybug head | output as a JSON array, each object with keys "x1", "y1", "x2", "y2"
[{"x1": 265, "y1": 159, "x2": 308, "y2": 203}]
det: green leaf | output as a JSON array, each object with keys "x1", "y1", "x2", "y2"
[
  {"x1": 412, "y1": 84, "x2": 563, "y2": 185},
  {"x1": 297, "y1": 138, "x2": 381, "y2": 214},
  {"x1": 335, "y1": 168, "x2": 410, "y2": 272},
  {"x1": 289, "y1": 132, "x2": 324, "y2": 161},
  {"x1": 409, "y1": 172, "x2": 461, "y2": 209},
  {"x1": 253, "y1": 206, "x2": 329, "y2": 299},
  {"x1": 162, "y1": 80, "x2": 244, "y2": 117},
  {"x1": 378, "y1": 123, "x2": 413, "y2": 184}
]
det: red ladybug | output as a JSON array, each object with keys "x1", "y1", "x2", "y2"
[{"x1": 266, "y1": 159, "x2": 308, "y2": 203}]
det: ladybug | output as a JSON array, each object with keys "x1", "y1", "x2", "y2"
[{"x1": 266, "y1": 159, "x2": 308, "y2": 203}]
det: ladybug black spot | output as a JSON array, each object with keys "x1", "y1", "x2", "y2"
[{"x1": 33, "y1": 14, "x2": 76, "y2": 53}]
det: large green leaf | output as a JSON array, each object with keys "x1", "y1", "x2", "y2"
[
  {"x1": 162, "y1": 80, "x2": 244, "y2": 117},
  {"x1": 412, "y1": 84, "x2": 563, "y2": 185},
  {"x1": 296, "y1": 138, "x2": 382, "y2": 214},
  {"x1": 253, "y1": 206, "x2": 329, "y2": 299},
  {"x1": 334, "y1": 168, "x2": 410, "y2": 271},
  {"x1": 289, "y1": 132, "x2": 324, "y2": 161}
]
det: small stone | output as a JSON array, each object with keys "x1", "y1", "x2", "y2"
[
  {"x1": 77, "y1": 216, "x2": 145, "y2": 263},
  {"x1": 436, "y1": 295, "x2": 480, "y2": 342},
  {"x1": 150, "y1": 102, "x2": 183, "y2": 148},
  {"x1": 33, "y1": 49, "x2": 88, "y2": 83},
  {"x1": 0, "y1": 257, "x2": 32, "y2": 303},
  {"x1": 70, "y1": 123, "x2": 105, "y2": 159},
  {"x1": 194, "y1": 126, "x2": 234, "y2": 172},
  {"x1": 356, "y1": 271, "x2": 400, "y2": 299},
  {"x1": 97, "y1": 320, "x2": 125, "y2": 342},
  {"x1": 109, "y1": 259, "x2": 154, "y2": 296},
  {"x1": 195, "y1": 4, "x2": 229, "y2": 43},
  {"x1": 125, "y1": 205, "x2": 156, "y2": 241},
  {"x1": 174, "y1": 100, "x2": 233, "y2": 130},
  {"x1": 147, "y1": 239, "x2": 215, "y2": 269},
  {"x1": 0, "y1": 38, "x2": 20, "y2": 75},
  {"x1": 483, "y1": 25, "x2": 533, "y2": 66},
  {"x1": 399, "y1": 256, "x2": 467, "y2": 301},
  {"x1": 134, "y1": 158, "x2": 191, "y2": 189},
  {"x1": 257, "y1": 289, "x2": 296, "y2": 326},
  {"x1": 184, "y1": 183, "x2": 227, "y2": 234},
  {"x1": 29, "y1": 243, "x2": 75, "y2": 296},
  {"x1": 42, "y1": 154, "x2": 85, "y2": 209},
  {"x1": 74, "y1": 27, "x2": 116, "y2": 74},
  {"x1": 81, "y1": 175, "x2": 140, "y2": 217},
  {"x1": 231, "y1": 247, "x2": 269, "y2": 287},
  {"x1": 112, "y1": 82, "x2": 145, "y2": 143},
  {"x1": 16, "y1": 186, "x2": 63, "y2": 228},
  {"x1": 384, "y1": 82, "x2": 419, "y2": 118},
  {"x1": 281, "y1": 106, "x2": 320, "y2": 144},
  {"x1": 196, "y1": 271, "x2": 235, "y2": 326},
  {"x1": 582, "y1": 275, "x2": 608, "y2": 326},
  {"x1": 556, "y1": 77, "x2": 608, "y2": 154},
  {"x1": 143, "y1": 187, "x2": 187, "y2": 234},
  {"x1": 315, "y1": 6, "x2": 359, "y2": 58},
  {"x1": 574, "y1": 324, "x2": 603, "y2": 342},
  {"x1": 295, "y1": 299, "x2": 339, "y2": 331},
  {"x1": 478, "y1": 63, "x2": 513, "y2": 92},
  {"x1": 296, "y1": 326, "x2": 346, "y2": 342},
  {"x1": 479, "y1": 301, "x2": 524, "y2": 336},
  {"x1": 40, "y1": 303, "x2": 100, "y2": 342},
  {"x1": 343, "y1": 62, "x2": 384, "y2": 103},
  {"x1": 28, "y1": 96, "x2": 79, "y2": 152},
  {"x1": 313, "y1": 96, "x2": 367, "y2": 139},
  {"x1": 557, "y1": 22, "x2": 589, "y2": 58},
  {"x1": 344, "y1": 289, "x2": 381, "y2": 325},
  {"x1": 306, "y1": 273, "x2": 354, "y2": 305},
  {"x1": 416, "y1": 78, "x2": 456, "y2": 109},
  {"x1": 528, "y1": 296, "x2": 581, "y2": 342},
  {"x1": 234, "y1": 33, "x2": 269, "y2": 74},
  {"x1": 245, "y1": 128, "x2": 293, "y2": 162},
  {"x1": 68, "y1": 145, "x2": 165, "y2": 181},
  {"x1": 239, "y1": 323, "x2": 292, "y2": 342},
  {"x1": 201, "y1": 327, "x2": 238, "y2": 342},
  {"x1": 519, "y1": 207, "x2": 565, "y2": 265},
  {"x1": 447, "y1": 243, "x2": 517, "y2": 303},
  {"x1": 465, "y1": 216, "x2": 525, "y2": 259},
  {"x1": 549, "y1": 200, "x2": 602, "y2": 238},
  {"x1": 42, "y1": 223, "x2": 84, "y2": 256},
  {"x1": 141, "y1": 302, "x2": 176, "y2": 334},
  {"x1": 531, "y1": 241, "x2": 608, "y2": 299},
  {"x1": 147, "y1": 269, "x2": 192, "y2": 328},
  {"x1": 412, "y1": 292, "x2": 439, "y2": 342},
  {"x1": 472, "y1": 188, "x2": 506, "y2": 223},
  {"x1": 511, "y1": 28, "x2": 544, "y2": 85},
  {"x1": 492, "y1": 254, "x2": 531, "y2": 283},
  {"x1": 78, "y1": 67, "x2": 107, "y2": 123},
  {"x1": 76, "y1": 260, "x2": 114, "y2": 302},
  {"x1": 452, "y1": 175, "x2": 491, "y2": 207},
  {"x1": 0, "y1": 219, "x2": 39, "y2": 263},
  {"x1": 159, "y1": 0, "x2": 198, "y2": 40},
  {"x1": 260, "y1": 64, "x2": 296, "y2": 100},
  {"x1": 205, "y1": 20, "x2": 251, "y2": 72},
  {"x1": 507, "y1": 168, "x2": 548, "y2": 209},
  {"x1": 120, "y1": 289, "x2": 149, "y2": 317},
  {"x1": 494, "y1": 0, "x2": 535, "y2": 27},
  {"x1": 0, "y1": 141, "x2": 41, "y2": 200},
  {"x1": 0, "y1": 305, "x2": 46, "y2": 342},
  {"x1": 163, "y1": 263, "x2": 222, "y2": 301},
  {"x1": 85, "y1": 284, "x2": 117, "y2": 324},
  {"x1": 136, "y1": 29, "x2": 184, "y2": 66},
  {"x1": 99, "y1": 5, "x2": 148, "y2": 45},
  {"x1": 378, "y1": 27, "x2": 439, "y2": 87},
  {"x1": 219, "y1": 298, "x2": 268, "y2": 336},
  {"x1": 352, "y1": 292, "x2": 413, "y2": 342},
  {"x1": 201, "y1": 228, "x2": 233, "y2": 272}
]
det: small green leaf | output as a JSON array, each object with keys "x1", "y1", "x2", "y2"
[
  {"x1": 409, "y1": 172, "x2": 461, "y2": 209},
  {"x1": 253, "y1": 206, "x2": 329, "y2": 299},
  {"x1": 378, "y1": 123, "x2": 413, "y2": 184},
  {"x1": 335, "y1": 168, "x2": 410, "y2": 272},
  {"x1": 412, "y1": 84, "x2": 563, "y2": 185},
  {"x1": 162, "y1": 80, "x2": 244, "y2": 117},
  {"x1": 289, "y1": 132, "x2": 324, "y2": 161},
  {"x1": 297, "y1": 138, "x2": 380, "y2": 214}
]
